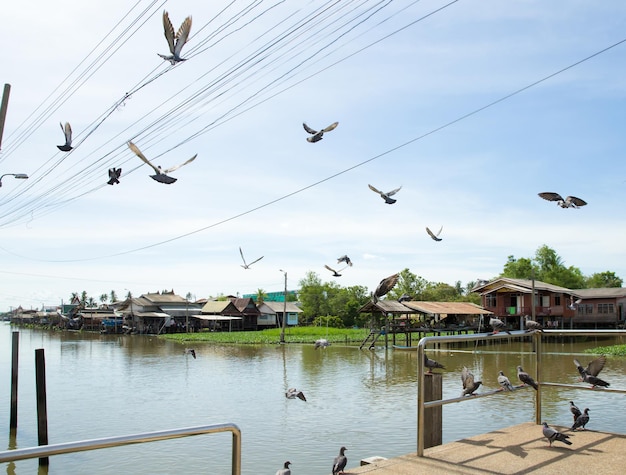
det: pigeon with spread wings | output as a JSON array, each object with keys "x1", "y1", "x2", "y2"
[
  {"x1": 325, "y1": 264, "x2": 347, "y2": 277},
  {"x1": 574, "y1": 355, "x2": 610, "y2": 388},
  {"x1": 303, "y1": 121, "x2": 338, "y2": 142},
  {"x1": 107, "y1": 168, "x2": 122, "y2": 185},
  {"x1": 158, "y1": 11, "x2": 192, "y2": 64},
  {"x1": 538, "y1": 192, "x2": 587, "y2": 208},
  {"x1": 426, "y1": 226, "x2": 443, "y2": 241},
  {"x1": 368, "y1": 184, "x2": 402, "y2": 204},
  {"x1": 128, "y1": 141, "x2": 196, "y2": 184},
  {"x1": 57, "y1": 122, "x2": 73, "y2": 152},
  {"x1": 239, "y1": 247, "x2": 263, "y2": 269}
]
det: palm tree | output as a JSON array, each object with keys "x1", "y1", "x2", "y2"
[
  {"x1": 256, "y1": 288, "x2": 267, "y2": 305},
  {"x1": 99, "y1": 294, "x2": 109, "y2": 307},
  {"x1": 125, "y1": 290, "x2": 133, "y2": 299},
  {"x1": 110, "y1": 290, "x2": 118, "y2": 303},
  {"x1": 80, "y1": 291, "x2": 88, "y2": 307}
]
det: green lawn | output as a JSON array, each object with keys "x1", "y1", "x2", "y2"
[{"x1": 584, "y1": 344, "x2": 626, "y2": 356}]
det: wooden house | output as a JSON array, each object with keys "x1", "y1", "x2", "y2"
[
  {"x1": 256, "y1": 301, "x2": 303, "y2": 327},
  {"x1": 197, "y1": 300, "x2": 243, "y2": 331},
  {"x1": 229, "y1": 297, "x2": 261, "y2": 331},
  {"x1": 570, "y1": 287, "x2": 626, "y2": 328}
]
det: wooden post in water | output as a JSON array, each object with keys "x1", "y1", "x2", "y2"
[
  {"x1": 10, "y1": 331, "x2": 19, "y2": 431},
  {"x1": 423, "y1": 373, "x2": 443, "y2": 448},
  {"x1": 35, "y1": 349, "x2": 49, "y2": 467}
]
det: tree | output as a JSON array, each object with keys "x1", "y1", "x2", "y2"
[
  {"x1": 501, "y1": 256, "x2": 536, "y2": 279},
  {"x1": 80, "y1": 291, "x2": 88, "y2": 306},
  {"x1": 298, "y1": 271, "x2": 325, "y2": 322},
  {"x1": 125, "y1": 290, "x2": 133, "y2": 299},
  {"x1": 110, "y1": 290, "x2": 118, "y2": 303},
  {"x1": 99, "y1": 294, "x2": 108, "y2": 306},
  {"x1": 386, "y1": 268, "x2": 428, "y2": 301},
  {"x1": 255, "y1": 288, "x2": 267, "y2": 305},
  {"x1": 585, "y1": 271, "x2": 623, "y2": 288}
]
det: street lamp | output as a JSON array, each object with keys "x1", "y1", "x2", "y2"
[
  {"x1": 279, "y1": 269, "x2": 287, "y2": 343},
  {"x1": 0, "y1": 173, "x2": 28, "y2": 187}
]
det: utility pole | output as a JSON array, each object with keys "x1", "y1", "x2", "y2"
[
  {"x1": 279, "y1": 270, "x2": 287, "y2": 343},
  {"x1": 0, "y1": 84, "x2": 11, "y2": 150}
]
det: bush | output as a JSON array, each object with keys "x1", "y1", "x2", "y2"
[{"x1": 311, "y1": 315, "x2": 344, "y2": 328}]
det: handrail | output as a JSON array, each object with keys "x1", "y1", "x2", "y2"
[
  {"x1": 0, "y1": 423, "x2": 242, "y2": 475},
  {"x1": 416, "y1": 329, "x2": 626, "y2": 456}
]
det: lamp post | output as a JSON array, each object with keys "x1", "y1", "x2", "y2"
[
  {"x1": 0, "y1": 173, "x2": 28, "y2": 187},
  {"x1": 279, "y1": 269, "x2": 287, "y2": 343}
]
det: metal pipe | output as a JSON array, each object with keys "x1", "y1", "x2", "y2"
[
  {"x1": 534, "y1": 330, "x2": 542, "y2": 424},
  {"x1": 416, "y1": 341, "x2": 425, "y2": 456},
  {"x1": 0, "y1": 84, "x2": 10, "y2": 150}
]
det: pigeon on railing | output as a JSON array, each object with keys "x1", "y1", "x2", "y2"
[
  {"x1": 574, "y1": 356, "x2": 610, "y2": 388},
  {"x1": 461, "y1": 366, "x2": 482, "y2": 396},
  {"x1": 517, "y1": 365, "x2": 538, "y2": 390},
  {"x1": 424, "y1": 353, "x2": 445, "y2": 373},
  {"x1": 497, "y1": 370, "x2": 514, "y2": 391}
]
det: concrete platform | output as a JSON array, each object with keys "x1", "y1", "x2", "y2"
[{"x1": 345, "y1": 423, "x2": 626, "y2": 474}]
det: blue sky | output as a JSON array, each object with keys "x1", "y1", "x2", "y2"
[{"x1": 1, "y1": 0, "x2": 625, "y2": 311}]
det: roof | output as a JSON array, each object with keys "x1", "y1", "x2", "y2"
[
  {"x1": 472, "y1": 278, "x2": 572, "y2": 295},
  {"x1": 141, "y1": 292, "x2": 188, "y2": 304},
  {"x1": 201, "y1": 300, "x2": 241, "y2": 314},
  {"x1": 259, "y1": 301, "x2": 303, "y2": 313},
  {"x1": 358, "y1": 300, "x2": 416, "y2": 314},
  {"x1": 571, "y1": 288, "x2": 626, "y2": 299},
  {"x1": 194, "y1": 315, "x2": 243, "y2": 321},
  {"x1": 401, "y1": 301, "x2": 492, "y2": 315},
  {"x1": 230, "y1": 297, "x2": 261, "y2": 315}
]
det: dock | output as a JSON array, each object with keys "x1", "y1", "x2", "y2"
[{"x1": 347, "y1": 423, "x2": 626, "y2": 474}]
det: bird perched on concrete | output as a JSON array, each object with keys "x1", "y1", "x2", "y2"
[
  {"x1": 332, "y1": 446, "x2": 347, "y2": 475},
  {"x1": 497, "y1": 370, "x2": 514, "y2": 391},
  {"x1": 426, "y1": 226, "x2": 443, "y2": 241},
  {"x1": 372, "y1": 273, "x2": 400, "y2": 303},
  {"x1": 424, "y1": 353, "x2": 445, "y2": 373},
  {"x1": 569, "y1": 401, "x2": 582, "y2": 422},
  {"x1": 574, "y1": 356, "x2": 610, "y2": 388},
  {"x1": 184, "y1": 348, "x2": 196, "y2": 359},
  {"x1": 517, "y1": 365, "x2": 538, "y2": 390},
  {"x1": 337, "y1": 255, "x2": 352, "y2": 267},
  {"x1": 57, "y1": 122, "x2": 73, "y2": 151},
  {"x1": 461, "y1": 366, "x2": 482, "y2": 396},
  {"x1": 324, "y1": 264, "x2": 347, "y2": 277},
  {"x1": 314, "y1": 338, "x2": 330, "y2": 349},
  {"x1": 302, "y1": 121, "x2": 338, "y2": 142},
  {"x1": 524, "y1": 316, "x2": 543, "y2": 332},
  {"x1": 239, "y1": 247, "x2": 263, "y2": 269},
  {"x1": 489, "y1": 317, "x2": 510, "y2": 334},
  {"x1": 368, "y1": 184, "x2": 402, "y2": 204},
  {"x1": 542, "y1": 422, "x2": 572, "y2": 447},
  {"x1": 538, "y1": 192, "x2": 587, "y2": 209},
  {"x1": 107, "y1": 168, "x2": 122, "y2": 185},
  {"x1": 285, "y1": 388, "x2": 306, "y2": 402},
  {"x1": 127, "y1": 141, "x2": 196, "y2": 184},
  {"x1": 158, "y1": 11, "x2": 192, "y2": 64},
  {"x1": 275, "y1": 460, "x2": 291, "y2": 475},
  {"x1": 572, "y1": 408, "x2": 590, "y2": 431}
]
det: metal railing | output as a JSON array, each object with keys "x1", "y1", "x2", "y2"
[
  {"x1": 0, "y1": 423, "x2": 242, "y2": 474},
  {"x1": 416, "y1": 329, "x2": 626, "y2": 456}
]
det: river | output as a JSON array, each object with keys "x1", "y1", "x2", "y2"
[{"x1": 1, "y1": 323, "x2": 625, "y2": 474}]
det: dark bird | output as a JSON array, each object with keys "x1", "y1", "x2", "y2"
[
  {"x1": 517, "y1": 365, "x2": 538, "y2": 390},
  {"x1": 538, "y1": 192, "x2": 587, "y2": 209},
  {"x1": 397, "y1": 293, "x2": 411, "y2": 302},
  {"x1": 184, "y1": 348, "x2": 196, "y2": 359},
  {"x1": 569, "y1": 401, "x2": 582, "y2": 422},
  {"x1": 489, "y1": 317, "x2": 510, "y2": 334},
  {"x1": 337, "y1": 255, "x2": 353, "y2": 267},
  {"x1": 372, "y1": 273, "x2": 400, "y2": 303},
  {"x1": 285, "y1": 388, "x2": 306, "y2": 402},
  {"x1": 158, "y1": 11, "x2": 192, "y2": 64},
  {"x1": 314, "y1": 338, "x2": 330, "y2": 350},
  {"x1": 497, "y1": 370, "x2": 514, "y2": 391},
  {"x1": 572, "y1": 408, "x2": 590, "y2": 431},
  {"x1": 368, "y1": 184, "x2": 402, "y2": 204},
  {"x1": 426, "y1": 226, "x2": 443, "y2": 241},
  {"x1": 107, "y1": 168, "x2": 122, "y2": 185},
  {"x1": 276, "y1": 461, "x2": 291, "y2": 475},
  {"x1": 303, "y1": 121, "x2": 338, "y2": 142},
  {"x1": 461, "y1": 366, "x2": 482, "y2": 396},
  {"x1": 332, "y1": 446, "x2": 347, "y2": 475},
  {"x1": 574, "y1": 356, "x2": 610, "y2": 388},
  {"x1": 239, "y1": 247, "x2": 263, "y2": 269},
  {"x1": 324, "y1": 264, "x2": 347, "y2": 277},
  {"x1": 542, "y1": 422, "x2": 572, "y2": 447},
  {"x1": 57, "y1": 122, "x2": 73, "y2": 151},
  {"x1": 128, "y1": 141, "x2": 196, "y2": 184},
  {"x1": 524, "y1": 315, "x2": 543, "y2": 332},
  {"x1": 424, "y1": 353, "x2": 445, "y2": 373}
]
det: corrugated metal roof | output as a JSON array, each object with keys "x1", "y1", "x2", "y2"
[
  {"x1": 141, "y1": 292, "x2": 188, "y2": 304},
  {"x1": 402, "y1": 301, "x2": 492, "y2": 315},
  {"x1": 572, "y1": 288, "x2": 626, "y2": 299},
  {"x1": 200, "y1": 300, "x2": 240, "y2": 314},
  {"x1": 261, "y1": 301, "x2": 303, "y2": 313},
  {"x1": 473, "y1": 278, "x2": 572, "y2": 294},
  {"x1": 359, "y1": 300, "x2": 415, "y2": 313}
]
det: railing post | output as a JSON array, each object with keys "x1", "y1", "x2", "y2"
[
  {"x1": 534, "y1": 330, "x2": 542, "y2": 424},
  {"x1": 10, "y1": 331, "x2": 19, "y2": 431},
  {"x1": 417, "y1": 341, "x2": 425, "y2": 456}
]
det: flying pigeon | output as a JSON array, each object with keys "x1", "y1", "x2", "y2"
[
  {"x1": 572, "y1": 408, "x2": 590, "y2": 431},
  {"x1": 324, "y1": 264, "x2": 347, "y2": 277},
  {"x1": 497, "y1": 370, "x2": 514, "y2": 391},
  {"x1": 337, "y1": 255, "x2": 352, "y2": 266},
  {"x1": 303, "y1": 121, "x2": 338, "y2": 143},
  {"x1": 424, "y1": 353, "x2": 445, "y2": 373},
  {"x1": 568, "y1": 296, "x2": 582, "y2": 310},
  {"x1": 574, "y1": 356, "x2": 610, "y2": 388},
  {"x1": 127, "y1": 141, "x2": 196, "y2": 184},
  {"x1": 372, "y1": 273, "x2": 400, "y2": 303},
  {"x1": 397, "y1": 293, "x2": 411, "y2": 302},
  {"x1": 542, "y1": 422, "x2": 572, "y2": 447},
  {"x1": 524, "y1": 315, "x2": 543, "y2": 332},
  {"x1": 57, "y1": 122, "x2": 73, "y2": 151},
  {"x1": 461, "y1": 366, "x2": 482, "y2": 396},
  {"x1": 569, "y1": 401, "x2": 582, "y2": 422},
  {"x1": 285, "y1": 388, "x2": 306, "y2": 402},
  {"x1": 158, "y1": 11, "x2": 192, "y2": 64},
  {"x1": 517, "y1": 365, "x2": 538, "y2": 390},
  {"x1": 332, "y1": 446, "x2": 347, "y2": 475},
  {"x1": 538, "y1": 192, "x2": 587, "y2": 209},
  {"x1": 489, "y1": 317, "x2": 510, "y2": 334},
  {"x1": 239, "y1": 247, "x2": 263, "y2": 269},
  {"x1": 276, "y1": 461, "x2": 291, "y2": 475},
  {"x1": 368, "y1": 184, "x2": 402, "y2": 204},
  {"x1": 426, "y1": 226, "x2": 443, "y2": 241},
  {"x1": 314, "y1": 338, "x2": 330, "y2": 349},
  {"x1": 107, "y1": 168, "x2": 122, "y2": 185},
  {"x1": 184, "y1": 348, "x2": 196, "y2": 359}
]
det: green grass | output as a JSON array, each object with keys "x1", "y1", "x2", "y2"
[{"x1": 584, "y1": 344, "x2": 626, "y2": 356}]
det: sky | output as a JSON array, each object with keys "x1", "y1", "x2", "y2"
[{"x1": 1, "y1": 0, "x2": 625, "y2": 311}]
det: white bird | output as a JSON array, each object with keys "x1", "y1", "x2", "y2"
[
  {"x1": 303, "y1": 121, "x2": 338, "y2": 142},
  {"x1": 239, "y1": 247, "x2": 263, "y2": 269},
  {"x1": 337, "y1": 255, "x2": 352, "y2": 266},
  {"x1": 158, "y1": 11, "x2": 192, "y2": 64},
  {"x1": 461, "y1": 366, "x2": 482, "y2": 396},
  {"x1": 368, "y1": 184, "x2": 402, "y2": 204},
  {"x1": 426, "y1": 226, "x2": 443, "y2": 241},
  {"x1": 524, "y1": 315, "x2": 543, "y2": 332},
  {"x1": 276, "y1": 461, "x2": 291, "y2": 475},
  {"x1": 57, "y1": 122, "x2": 73, "y2": 151},
  {"x1": 568, "y1": 296, "x2": 582, "y2": 310},
  {"x1": 285, "y1": 388, "x2": 306, "y2": 402},
  {"x1": 497, "y1": 370, "x2": 514, "y2": 391},
  {"x1": 538, "y1": 192, "x2": 587, "y2": 208},
  {"x1": 489, "y1": 317, "x2": 510, "y2": 334},
  {"x1": 314, "y1": 338, "x2": 330, "y2": 349},
  {"x1": 184, "y1": 348, "x2": 196, "y2": 359},
  {"x1": 127, "y1": 141, "x2": 196, "y2": 184}
]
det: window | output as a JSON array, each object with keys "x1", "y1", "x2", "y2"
[
  {"x1": 485, "y1": 293, "x2": 496, "y2": 307},
  {"x1": 554, "y1": 296, "x2": 561, "y2": 306},
  {"x1": 598, "y1": 303, "x2": 614, "y2": 314}
]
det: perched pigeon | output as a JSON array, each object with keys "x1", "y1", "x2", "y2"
[
  {"x1": 572, "y1": 408, "x2": 590, "y2": 431},
  {"x1": 57, "y1": 122, "x2": 73, "y2": 151},
  {"x1": 538, "y1": 192, "x2": 587, "y2": 209},
  {"x1": 517, "y1": 365, "x2": 538, "y2": 390},
  {"x1": 368, "y1": 184, "x2": 402, "y2": 204},
  {"x1": 314, "y1": 338, "x2": 330, "y2": 350},
  {"x1": 574, "y1": 356, "x2": 610, "y2": 388},
  {"x1": 158, "y1": 11, "x2": 192, "y2": 64},
  {"x1": 239, "y1": 247, "x2": 263, "y2": 269},
  {"x1": 107, "y1": 168, "x2": 122, "y2": 185},
  {"x1": 489, "y1": 317, "x2": 510, "y2": 334},
  {"x1": 569, "y1": 401, "x2": 582, "y2": 422},
  {"x1": 461, "y1": 366, "x2": 482, "y2": 396},
  {"x1": 276, "y1": 461, "x2": 291, "y2": 475},
  {"x1": 497, "y1": 370, "x2": 514, "y2": 391},
  {"x1": 127, "y1": 141, "x2": 196, "y2": 184},
  {"x1": 303, "y1": 121, "x2": 338, "y2": 143},
  {"x1": 324, "y1": 264, "x2": 347, "y2": 277},
  {"x1": 332, "y1": 446, "x2": 347, "y2": 475},
  {"x1": 285, "y1": 388, "x2": 306, "y2": 402},
  {"x1": 424, "y1": 353, "x2": 445, "y2": 373},
  {"x1": 426, "y1": 226, "x2": 443, "y2": 242},
  {"x1": 372, "y1": 273, "x2": 400, "y2": 303},
  {"x1": 542, "y1": 422, "x2": 572, "y2": 447},
  {"x1": 337, "y1": 255, "x2": 353, "y2": 267},
  {"x1": 184, "y1": 348, "x2": 196, "y2": 359},
  {"x1": 524, "y1": 316, "x2": 543, "y2": 332}
]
